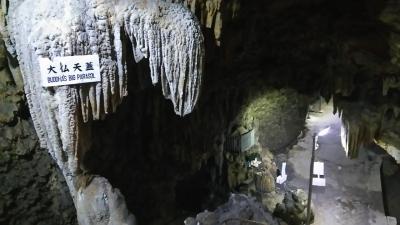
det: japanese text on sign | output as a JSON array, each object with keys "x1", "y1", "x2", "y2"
[{"x1": 39, "y1": 55, "x2": 101, "y2": 87}]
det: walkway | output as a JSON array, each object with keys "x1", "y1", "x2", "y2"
[{"x1": 276, "y1": 100, "x2": 396, "y2": 225}]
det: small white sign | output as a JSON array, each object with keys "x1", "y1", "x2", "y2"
[
  {"x1": 39, "y1": 55, "x2": 101, "y2": 87},
  {"x1": 312, "y1": 162, "x2": 326, "y2": 186},
  {"x1": 276, "y1": 162, "x2": 287, "y2": 184}
]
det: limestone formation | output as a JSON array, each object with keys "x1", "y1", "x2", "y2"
[
  {"x1": 1, "y1": 0, "x2": 204, "y2": 224},
  {"x1": 185, "y1": 194, "x2": 279, "y2": 225},
  {"x1": 76, "y1": 177, "x2": 136, "y2": 225},
  {"x1": 334, "y1": 97, "x2": 400, "y2": 161},
  {"x1": 0, "y1": 40, "x2": 77, "y2": 224},
  {"x1": 182, "y1": 0, "x2": 240, "y2": 46},
  {"x1": 273, "y1": 190, "x2": 312, "y2": 225}
]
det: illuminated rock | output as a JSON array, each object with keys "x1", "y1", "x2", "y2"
[{"x1": 1, "y1": 0, "x2": 204, "y2": 224}]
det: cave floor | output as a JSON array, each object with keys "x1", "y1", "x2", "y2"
[{"x1": 275, "y1": 101, "x2": 397, "y2": 225}]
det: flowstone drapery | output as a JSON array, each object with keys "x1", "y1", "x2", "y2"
[{"x1": 1, "y1": 0, "x2": 204, "y2": 224}]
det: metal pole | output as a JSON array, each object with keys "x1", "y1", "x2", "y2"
[{"x1": 306, "y1": 133, "x2": 316, "y2": 225}]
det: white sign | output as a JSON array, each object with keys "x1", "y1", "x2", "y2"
[
  {"x1": 276, "y1": 162, "x2": 287, "y2": 184},
  {"x1": 312, "y1": 162, "x2": 326, "y2": 186},
  {"x1": 39, "y1": 55, "x2": 101, "y2": 87}
]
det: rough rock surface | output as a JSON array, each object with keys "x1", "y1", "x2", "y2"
[
  {"x1": 273, "y1": 190, "x2": 312, "y2": 225},
  {"x1": 184, "y1": 194, "x2": 280, "y2": 225},
  {"x1": 76, "y1": 177, "x2": 136, "y2": 225},
  {"x1": 224, "y1": 144, "x2": 277, "y2": 194},
  {"x1": 182, "y1": 0, "x2": 240, "y2": 46},
  {"x1": 334, "y1": 98, "x2": 400, "y2": 161},
  {"x1": 232, "y1": 89, "x2": 308, "y2": 151},
  {"x1": 0, "y1": 42, "x2": 76, "y2": 225}
]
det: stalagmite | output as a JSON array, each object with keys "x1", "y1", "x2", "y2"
[{"x1": 1, "y1": 0, "x2": 204, "y2": 224}]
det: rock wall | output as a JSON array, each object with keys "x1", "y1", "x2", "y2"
[
  {"x1": 185, "y1": 194, "x2": 280, "y2": 225},
  {"x1": 232, "y1": 89, "x2": 308, "y2": 152},
  {"x1": 0, "y1": 42, "x2": 76, "y2": 225}
]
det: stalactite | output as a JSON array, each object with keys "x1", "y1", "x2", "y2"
[
  {"x1": 339, "y1": 99, "x2": 400, "y2": 162},
  {"x1": 340, "y1": 119, "x2": 365, "y2": 159},
  {"x1": 124, "y1": 1, "x2": 204, "y2": 116},
  {"x1": 2, "y1": 0, "x2": 204, "y2": 224},
  {"x1": 181, "y1": 0, "x2": 241, "y2": 46},
  {"x1": 338, "y1": 99, "x2": 382, "y2": 159}
]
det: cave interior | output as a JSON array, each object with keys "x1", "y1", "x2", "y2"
[{"x1": 1, "y1": 0, "x2": 400, "y2": 225}]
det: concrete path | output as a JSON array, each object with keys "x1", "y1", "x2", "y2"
[{"x1": 276, "y1": 101, "x2": 396, "y2": 225}]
